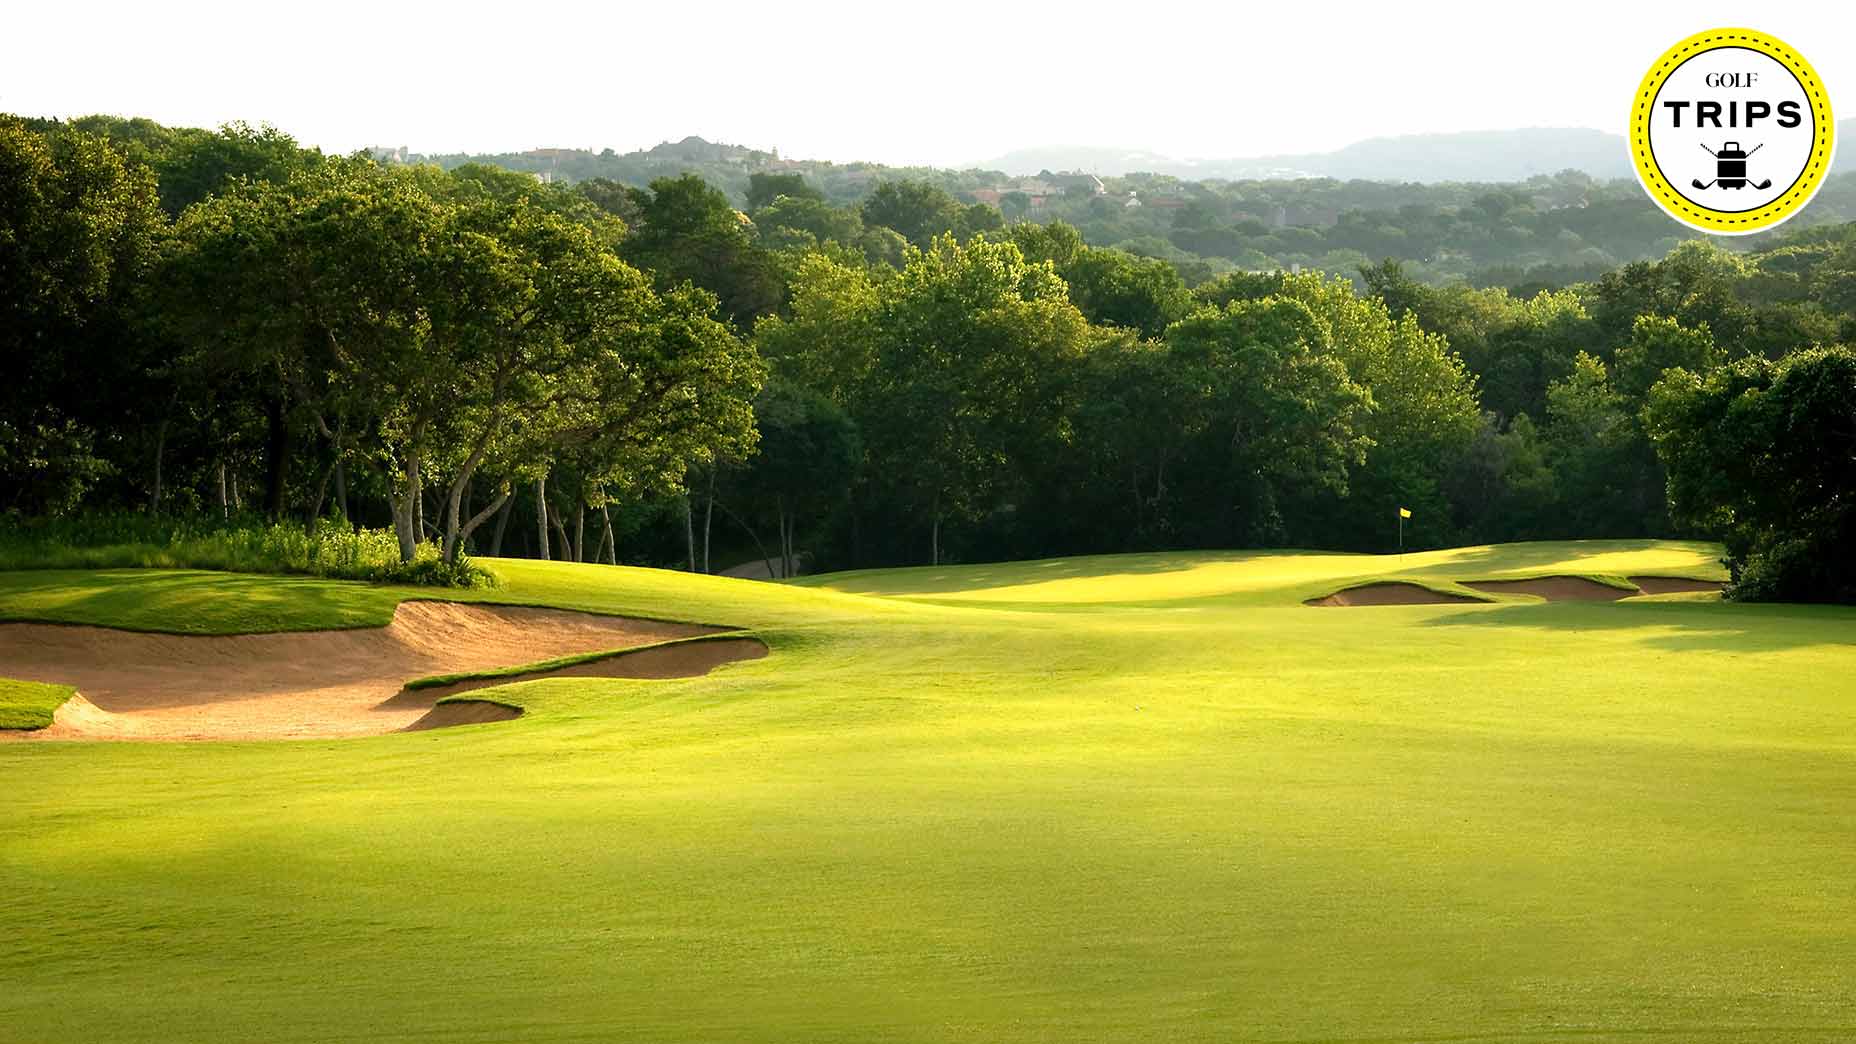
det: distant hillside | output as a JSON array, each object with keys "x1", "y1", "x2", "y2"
[
  {"x1": 979, "y1": 122, "x2": 1856, "y2": 183},
  {"x1": 980, "y1": 129, "x2": 1631, "y2": 183}
]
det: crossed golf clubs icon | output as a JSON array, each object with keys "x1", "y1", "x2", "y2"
[{"x1": 1692, "y1": 142, "x2": 1772, "y2": 191}]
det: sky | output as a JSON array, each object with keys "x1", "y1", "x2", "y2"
[{"x1": 5, "y1": 1, "x2": 1853, "y2": 166}]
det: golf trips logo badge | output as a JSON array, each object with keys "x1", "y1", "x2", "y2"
[{"x1": 1631, "y1": 28, "x2": 1836, "y2": 234}]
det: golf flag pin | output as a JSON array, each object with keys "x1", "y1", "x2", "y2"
[{"x1": 1399, "y1": 507, "x2": 1412, "y2": 519}]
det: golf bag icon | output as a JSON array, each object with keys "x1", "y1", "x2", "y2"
[{"x1": 1693, "y1": 142, "x2": 1771, "y2": 190}]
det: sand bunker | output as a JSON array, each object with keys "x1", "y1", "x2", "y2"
[
  {"x1": 1462, "y1": 576, "x2": 1633, "y2": 602},
  {"x1": 403, "y1": 699, "x2": 524, "y2": 732},
  {"x1": 0, "y1": 601, "x2": 741, "y2": 742},
  {"x1": 400, "y1": 637, "x2": 770, "y2": 705},
  {"x1": 1305, "y1": 582, "x2": 1482, "y2": 607},
  {"x1": 1628, "y1": 575, "x2": 1726, "y2": 596}
]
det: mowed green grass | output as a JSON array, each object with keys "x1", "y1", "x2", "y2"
[{"x1": 3, "y1": 541, "x2": 1855, "y2": 1043}]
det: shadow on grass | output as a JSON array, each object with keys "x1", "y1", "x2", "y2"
[
  {"x1": 804, "y1": 548, "x2": 1293, "y2": 594},
  {"x1": 1419, "y1": 598, "x2": 1856, "y2": 653},
  {"x1": 1407, "y1": 539, "x2": 1722, "y2": 576},
  {"x1": 0, "y1": 569, "x2": 400, "y2": 633}
]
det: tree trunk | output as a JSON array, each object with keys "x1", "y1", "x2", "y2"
[
  {"x1": 150, "y1": 415, "x2": 169, "y2": 515},
  {"x1": 393, "y1": 453, "x2": 421, "y2": 563},
  {"x1": 549, "y1": 500, "x2": 572, "y2": 562},
  {"x1": 445, "y1": 486, "x2": 510, "y2": 563},
  {"x1": 702, "y1": 470, "x2": 716, "y2": 573},
  {"x1": 216, "y1": 460, "x2": 228, "y2": 519},
  {"x1": 931, "y1": 495, "x2": 941, "y2": 566},
  {"x1": 600, "y1": 501, "x2": 616, "y2": 565},
  {"x1": 785, "y1": 509, "x2": 798, "y2": 579},
  {"x1": 573, "y1": 501, "x2": 586, "y2": 563},
  {"x1": 685, "y1": 496, "x2": 696, "y2": 572},
  {"x1": 535, "y1": 476, "x2": 550, "y2": 561},
  {"x1": 305, "y1": 458, "x2": 334, "y2": 536},
  {"x1": 777, "y1": 499, "x2": 794, "y2": 580},
  {"x1": 772, "y1": 499, "x2": 785, "y2": 579},
  {"x1": 264, "y1": 395, "x2": 288, "y2": 521},
  {"x1": 489, "y1": 493, "x2": 513, "y2": 557},
  {"x1": 230, "y1": 466, "x2": 242, "y2": 512},
  {"x1": 334, "y1": 458, "x2": 348, "y2": 524},
  {"x1": 413, "y1": 457, "x2": 428, "y2": 544},
  {"x1": 716, "y1": 499, "x2": 774, "y2": 581}
]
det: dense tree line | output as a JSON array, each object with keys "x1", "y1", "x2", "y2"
[
  {"x1": 6, "y1": 114, "x2": 1854, "y2": 600},
  {"x1": 412, "y1": 136, "x2": 1856, "y2": 288}
]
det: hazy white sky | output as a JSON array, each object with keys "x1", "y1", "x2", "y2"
[{"x1": 5, "y1": 2, "x2": 1852, "y2": 165}]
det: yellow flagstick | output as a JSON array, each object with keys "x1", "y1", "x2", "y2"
[{"x1": 1397, "y1": 506, "x2": 1412, "y2": 563}]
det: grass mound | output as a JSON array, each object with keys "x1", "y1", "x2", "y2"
[
  {"x1": 1305, "y1": 580, "x2": 1484, "y2": 606},
  {"x1": 0, "y1": 677, "x2": 75, "y2": 730}
]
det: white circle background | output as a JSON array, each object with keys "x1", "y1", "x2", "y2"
[{"x1": 1648, "y1": 46, "x2": 1813, "y2": 215}]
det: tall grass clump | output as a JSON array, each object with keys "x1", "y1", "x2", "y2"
[{"x1": 0, "y1": 513, "x2": 493, "y2": 587}]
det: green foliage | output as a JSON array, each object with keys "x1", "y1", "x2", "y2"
[
  {"x1": 13, "y1": 111, "x2": 1856, "y2": 585},
  {"x1": 0, "y1": 513, "x2": 493, "y2": 587},
  {"x1": 1645, "y1": 346, "x2": 1856, "y2": 602},
  {"x1": 1612, "y1": 314, "x2": 1720, "y2": 401},
  {"x1": 0, "y1": 116, "x2": 164, "y2": 516},
  {"x1": 744, "y1": 171, "x2": 822, "y2": 210},
  {"x1": 1161, "y1": 297, "x2": 1371, "y2": 544},
  {"x1": 622, "y1": 173, "x2": 784, "y2": 328},
  {"x1": 859, "y1": 179, "x2": 971, "y2": 247}
]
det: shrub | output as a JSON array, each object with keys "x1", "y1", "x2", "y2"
[{"x1": 0, "y1": 513, "x2": 495, "y2": 588}]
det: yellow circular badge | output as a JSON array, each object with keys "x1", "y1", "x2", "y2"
[{"x1": 1631, "y1": 28, "x2": 1835, "y2": 234}]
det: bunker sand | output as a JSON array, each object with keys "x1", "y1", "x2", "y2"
[
  {"x1": 0, "y1": 601, "x2": 724, "y2": 741},
  {"x1": 1312, "y1": 574, "x2": 1725, "y2": 606},
  {"x1": 1462, "y1": 576, "x2": 1632, "y2": 602}
]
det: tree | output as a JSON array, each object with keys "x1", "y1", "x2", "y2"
[
  {"x1": 1541, "y1": 353, "x2": 1661, "y2": 537},
  {"x1": 1012, "y1": 223, "x2": 1191, "y2": 338},
  {"x1": 622, "y1": 174, "x2": 783, "y2": 329},
  {"x1": 726, "y1": 379, "x2": 861, "y2": 578},
  {"x1": 790, "y1": 236, "x2": 1091, "y2": 563},
  {"x1": 1270, "y1": 272, "x2": 1481, "y2": 548},
  {"x1": 753, "y1": 194, "x2": 863, "y2": 252},
  {"x1": 162, "y1": 159, "x2": 764, "y2": 565},
  {"x1": 859, "y1": 180, "x2": 965, "y2": 247},
  {"x1": 746, "y1": 172, "x2": 822, "y2": 211},
  {"x1": 152, "y1": 121, "x2": 319, "y2": 216},
  {"x1": 1645, "y1": 347, "x2": 1856, "y2": 602},
  {"x1": 1613, "y1": 314, "x2": 1720, "y2": 402},
  {"x1": 0, "y1": 118, "x2": 164, "y2": 515},
  {"x1": 1160, "y1": 297, "x2": 1371, "y2": 546}
]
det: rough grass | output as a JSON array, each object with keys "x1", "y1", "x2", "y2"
[
  {"x1": 0, "y1": 678, "x2": 74, "y2": 730},
  {"x1": 3, "y1": 541, "x2": 1855, "y2": 1044}
]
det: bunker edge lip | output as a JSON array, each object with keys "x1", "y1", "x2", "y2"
[{"x1": 1630, "y1": 27, "x2": 1837, "y2": 236}]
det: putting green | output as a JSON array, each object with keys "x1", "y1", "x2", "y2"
[{"x1": 3, "y1": 541, "x2": 1854, "y2": 1043}]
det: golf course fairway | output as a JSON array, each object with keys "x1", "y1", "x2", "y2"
[{"x1": 3, "y1": 540, "x2": 1855, "y2": 1043}]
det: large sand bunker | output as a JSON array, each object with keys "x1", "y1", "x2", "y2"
[
  {"x1": 1462, "y1": 576, "x2": 1633, "y2": 602},
  {"x1": 1311, "y1": 573, "x2": 1727, "y2": 607},
  {"x1": 1305, "y1": 582, "x2": 1482, "y2": 607},
  {"x1": 0, "y1": 602, "x2": 747, "y2": 742}
]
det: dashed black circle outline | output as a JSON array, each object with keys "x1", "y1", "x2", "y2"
[{"x1": 1632, "y1": 30, "x2": 1834, "y2": 230}]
